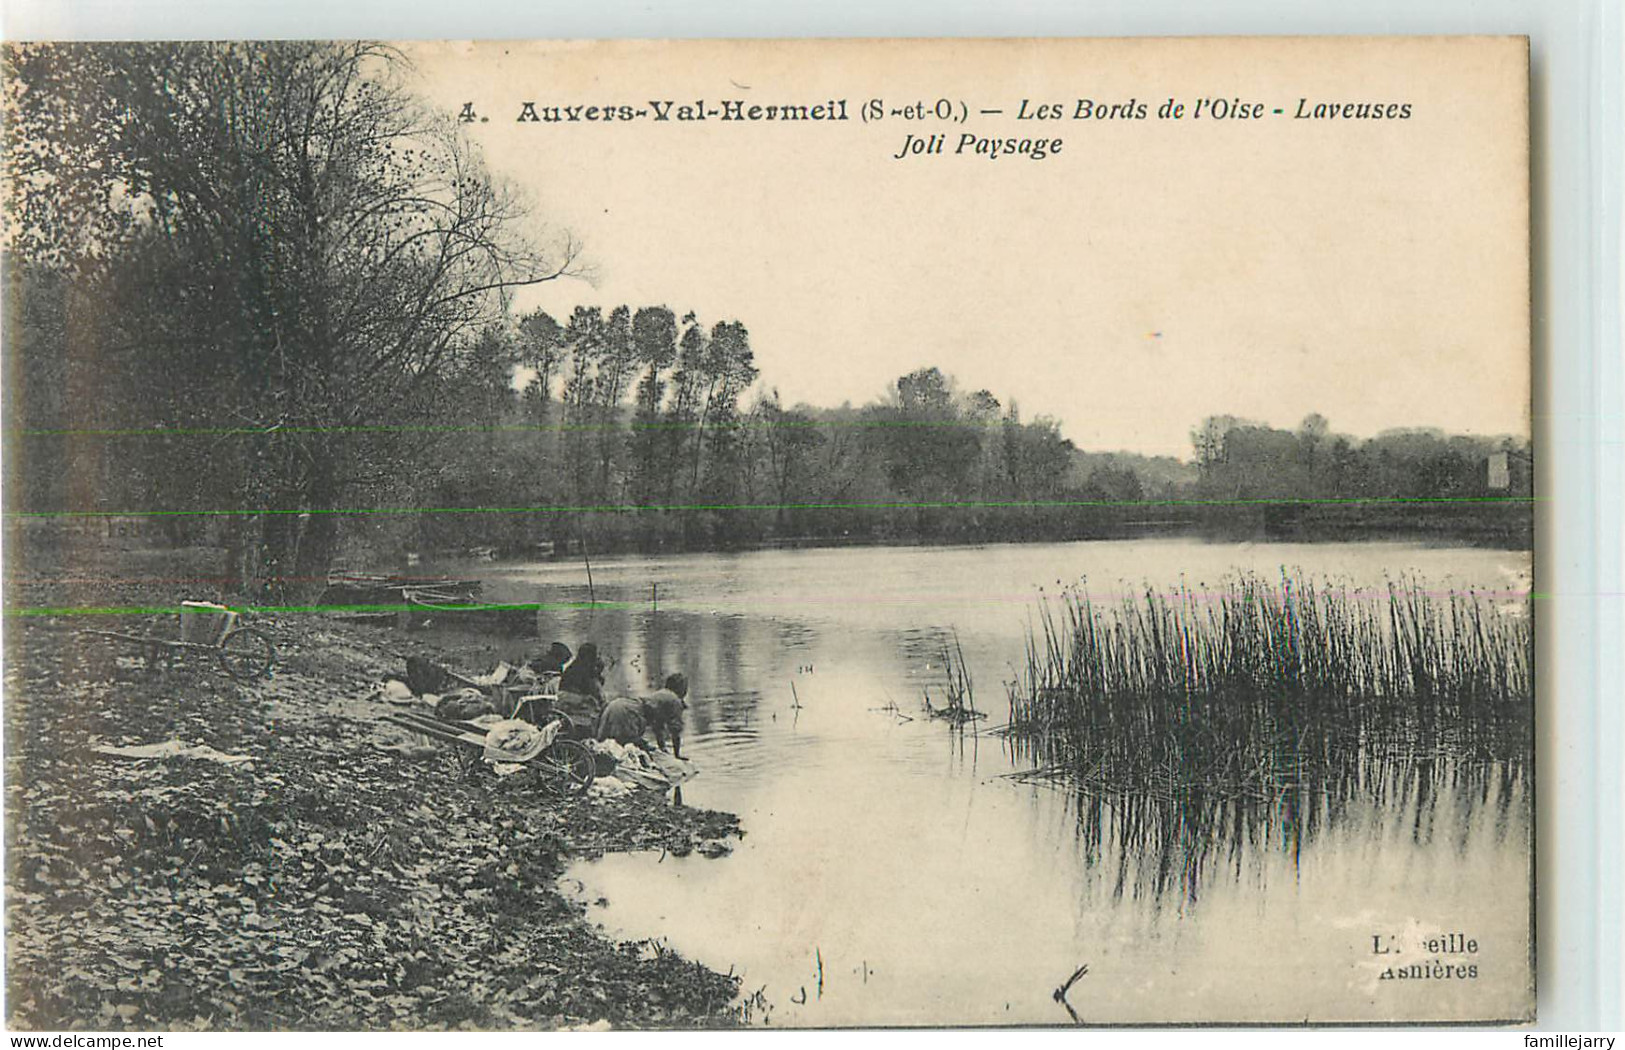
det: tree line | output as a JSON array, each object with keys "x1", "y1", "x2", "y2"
[
  {"x1": 3, "y1": 42, "x2": 578, "y2": 594},
  {"x1": 9, "y1": 258, "x2": 1533, "y2": 583},
  {"x1": 1186, "y1": 413, "x2": 1532, "y2": 544},
  {"x1": 1190, "y1": 412, "x2": 1531, "y2": 503},
  {"x1": 2, "y1": 43, "x2": 1532, "y2": 601},
  {"x1": 385, "y1": 330, "x2": 1113, "y2": 559}
]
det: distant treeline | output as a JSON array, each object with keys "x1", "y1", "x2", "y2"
[
  {"x1": 8, "y1": 286, "x2": 1533, "y2": 572},
  {"x1": 400, "y1": 310, "x2": 1209, "y2": 555},
  {"x1": 1185, "y1": 413, "x2": 1532, "y2": 546}
]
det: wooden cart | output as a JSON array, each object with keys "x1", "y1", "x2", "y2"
[
  {"x1": 83, "y1": 603, "x2": 276, "y2": 681},
  {"x1": 382, "y1": 709, "x2": 596, "y2": 798}
]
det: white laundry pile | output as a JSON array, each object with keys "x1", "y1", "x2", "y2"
[
  {"x1": 586, "y1": 775, "x2": 633, "y2": 798},
  {"x1": 482, "y1": 718, "x2": 559, "y2": 764},
  {"x1": 470, "y1": 662, "x2": 515, "y2": 687},
  {"x1": 586, "y1": 739, "x2": 697, "y2": 788}
]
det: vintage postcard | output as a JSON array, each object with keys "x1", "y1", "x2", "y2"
[{"x1": 2, "y1": 37, "x2": 1532, "y2": 1029}]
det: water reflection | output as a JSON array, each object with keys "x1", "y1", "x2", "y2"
[
  {"x1": 1057, "y1": 757, "x2": 1528, "y2": 915},
  {"x1": 431, "y1": 540, "x2": 1532, "y2": 1024}
]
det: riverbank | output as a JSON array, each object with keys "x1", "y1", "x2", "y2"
[
  {"x1": 431, "y1": 498, "x2": 1534, "y2": 564},
  {"x1": 3, "y1": 574, "x2": 745, "y2": 1030}
]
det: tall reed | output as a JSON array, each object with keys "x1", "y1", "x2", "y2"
[{"x1": 1006, "y1": 571, "x2": 1532, "y2": 798}]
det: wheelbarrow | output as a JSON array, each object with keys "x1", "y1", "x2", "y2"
[
  {"x1": 382, "y1": 709, "x2": 596, "y2": 798},
  {"x1": 82, "y1": 601, "x2": 276, "y2": 681}
]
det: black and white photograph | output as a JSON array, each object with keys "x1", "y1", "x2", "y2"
[{"x1": 2, "y1": 37, "x2": 1536, "y2": 1029}]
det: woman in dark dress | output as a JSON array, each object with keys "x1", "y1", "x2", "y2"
[
  {"x1": 555, "y1": 642, "x2": 606, "y2": 726},
  {"x1": 528, "y1": 641, "x2": 573, "y2": 678}
]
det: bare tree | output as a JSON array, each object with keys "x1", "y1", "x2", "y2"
[{"x1": 4, "y1": 42, "x2": 581, "y2": 594}]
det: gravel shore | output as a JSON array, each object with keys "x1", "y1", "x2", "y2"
[{"x1": 4, "y1": 561, "x2": 744, "y2": 1030}]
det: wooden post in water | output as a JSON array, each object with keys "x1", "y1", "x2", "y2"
[{"x1": 579, "y1": 524, "x2": 596, "y2": 613}]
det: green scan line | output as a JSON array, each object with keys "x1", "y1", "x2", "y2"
[
  {"x1": 14, "y1": 418, "x2": 1013, "y2": 439},
  {"x1": 6, "y1": 601, "x2": 635, "y2": 618},
  {"x1": 4, "y1": 592, "x2": 1555, "y2": 619},
  {"x1": 4, "y1": 496, "x2": 1538, "y2": 521},
  {"x1": 6, "y1": 598, "x2": 1560, "y2": 620}
]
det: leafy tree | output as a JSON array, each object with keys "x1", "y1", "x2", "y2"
[
  {"x1": 664, "y1": 315, "x2": 709, "y2": 507},
  {"x1": 1084, "y1": 465, "x2": 1144, "y2": 503},
  {"x1": 626, "y1": 307, "x2": 679, "y2": 513},
  {"x1": 1190, "y1": 414, "x2": 1258, "y2": 485},
  {"x1": 593, "y1": 306, "x2": 636, "y2": 497},
  {"x1": 756, "y1": 391, "x2": 824, "y2": 534},
  {"x1": 696, "y1": 321, "x2": 759, "y2": 544},
  {"x1": 875, "y1": 367, "x2": 983, "y2": 536},
  {"x1": 517, "y1": 310, "x2": 565, "y2": 422}
]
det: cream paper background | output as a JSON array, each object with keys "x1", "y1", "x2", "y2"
[
  {"x1": 402, "y1": 37, "x2": 1530, "y2": 456},
  {"x1": 0, "y1": 35, "x2": 1538, "y2": 1029},
  {"x1": 393, "y1": 37, "x2": 1532, "y2": 1025}
]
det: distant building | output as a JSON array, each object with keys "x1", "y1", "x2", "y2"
[{"x1": 1486, "y1": 451, "x2": 1511, "y2": 490}]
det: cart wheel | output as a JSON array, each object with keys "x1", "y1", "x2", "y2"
[
  {"x1": 537, "y1": 739, "x2": 595, "y2": 798},
  {"x1": 218, "y1": 627, "x2": 276, "y2": 681}
]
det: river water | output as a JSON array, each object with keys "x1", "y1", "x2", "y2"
[{"x1": 461, "y1": 539, "x2": 1532, "y2": 1026}]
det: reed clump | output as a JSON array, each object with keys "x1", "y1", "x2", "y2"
[
  {"x1": 1006, "y1": 571, "x2": 1532, "y2": 798},
  {"x1": 924, "y1": 632, "x2": 983, "y2": 726}
]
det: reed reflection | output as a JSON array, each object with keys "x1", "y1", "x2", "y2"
[{"x1": 1043, "y1": 753, "x2": 1528, "y2": 914}]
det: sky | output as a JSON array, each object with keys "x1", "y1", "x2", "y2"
[{"x1": 403, "y1": 38, "x2": 1530, "y2": 459}]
